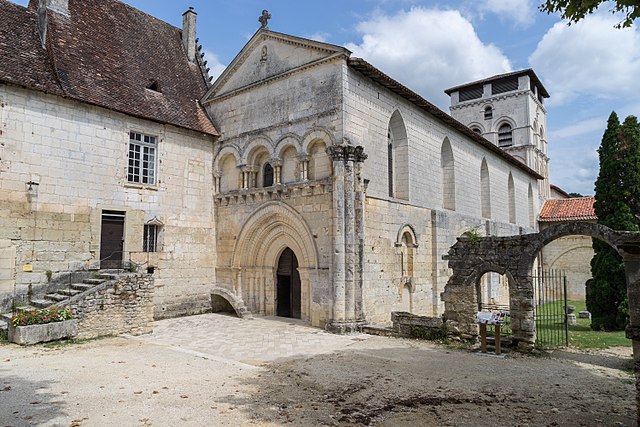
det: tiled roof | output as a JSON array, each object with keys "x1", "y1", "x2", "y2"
[
  {"x1": 539, "y1": 197, "x2": 597, "y2": 222},
  {"x1": 0, "y1": 0, "x2": 217, "y2": 135},
  {"x1": 347, "y1": 58, "x2": 544, "y2": 180}
]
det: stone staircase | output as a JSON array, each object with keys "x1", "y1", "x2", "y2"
[{"x1": 30, "y1": 271, "x2": 119, "y2": 308}]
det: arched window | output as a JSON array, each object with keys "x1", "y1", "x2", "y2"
[
  {"x1": 528, "y1": 183, "x2": 535, "y2": 227},
  {"x1": 441, "y1": 138, "x2": 456, "y2": 210},
  {"x1": 308, "y1": 140, "x2": 331, "y2": 180},
  {"x1": 401, "y1": 231, "x2": 415, "y2": 277},
  {"x1": 471, "y1": 126, "x2": 482, "y2": 134},
  {"x1": 480, "y1": 158, "x2": 491, "y2": 218},
  {"x1": 219, "y1": 153, "x2": 239, "y2": 193},
  {"x1": 508, "y1": 172, "x2": 516, "y2": 223},
  {"x1": 263, "y1": 163, "x2": 274, "y2": 187},
  {"x1": 484, "y1": 106, "x2": 493, "y2": 120},
  {"x1": 388, "y1": 110, "x2": 409, "y2": 200},
  {"x1": 498, "y1": 123, "x2": 513, "y2": 147}
]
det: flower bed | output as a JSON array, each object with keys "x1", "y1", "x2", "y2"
[{"x1": 8, "y1": 308, "x2": 77, "y2": 345}]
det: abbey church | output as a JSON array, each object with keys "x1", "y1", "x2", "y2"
[{"x1": 0, "y1": 0, "x2": 590, "y2": 330}]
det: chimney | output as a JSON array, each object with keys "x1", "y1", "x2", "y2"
[
  {"x1": 182, "y1": 7, "x2": 197, "y2": 63},
  {"x1": 37, "y1": 0, "x2": 48, "y2": 48}
]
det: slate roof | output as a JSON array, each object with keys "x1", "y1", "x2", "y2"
[
  {"x1": 0, "y1": 0, "x2": 217, "y2": 135},
  {"x1": 347, "y1": 58, "x2": 544, "y2": 180},
  {"x1": 539, "y1": 197, "x2": 597, "y2": 222}
]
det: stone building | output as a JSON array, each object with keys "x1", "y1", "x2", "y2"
[
  {"x1": 1, "y1": 0, "x2": 549, "y2": 329},
  {"x1": 539, "y1": 196, "x2": 597, "y2": 300}
]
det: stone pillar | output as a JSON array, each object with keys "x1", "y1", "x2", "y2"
[
  {"x1": 214, "y1": 171, "x2": 221, "y2": 194},
  {"x1": 272, "y1": 159, "x2": 283, "y2": 185},
  {"x1": 344, "y1": 149, "x2": 356, "y2": 322},
  {"x1": 621, "y1": 250, "x2": 640, "y2": 424},
  {"x1": 299, "y1": 155, "x2": 310, "y2": 181},
  {"x1": 326, "y1": 143, "x2": 367, "y2": 333},
  {"x1": 240, "y1": 166, "x2": 250, "y2": 190},
  {"x1": 353, "y1": 147, "x2": 368, "y2": 321},
  {"x1": 510, "y1": 275, "x2": 536, "y2": 351},
  {"x1": 327, "y1": 145, "x2": 346, "y2": 327}
]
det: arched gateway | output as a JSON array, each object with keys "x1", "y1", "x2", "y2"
[
  {"x1": 227, "y1": 202, "x2": 319, "y2": 321},
  {"x1": 441, "y1": 222, "x2": 640, "y2": 422}
]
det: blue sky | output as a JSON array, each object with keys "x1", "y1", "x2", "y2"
[{"x1": 14, "y1": 1, "x2": 640, "y2": 196}]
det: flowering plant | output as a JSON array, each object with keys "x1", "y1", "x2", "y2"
[{"x1": 11, "y1": 307, "x2": 73, "y2": 327}]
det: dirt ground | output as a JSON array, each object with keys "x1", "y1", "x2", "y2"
[{"x1": 0, "y1": 333, "x2": 637, "y2": 426}]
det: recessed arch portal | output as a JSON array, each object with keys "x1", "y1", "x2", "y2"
[{"x1": 231, "y1": 202, "x2": 319, "y2": 322}]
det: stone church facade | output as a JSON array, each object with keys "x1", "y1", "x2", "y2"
[{"x1": 1, "y1": 0, "x2": 551, "y2": 329}]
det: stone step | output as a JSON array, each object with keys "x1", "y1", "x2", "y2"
[
  {"x1": 45, "y1": 293, "x2": 67, "y2": 302},
  {"x1": 361, "y1": 325, "x2": 396, "y2": 337},
  {"x1": 71, "y1": 283, "x2": 95, "y2": 292},
  {"x1": 31, "y1": 299, "x2": 55, "y2": 309},
  {"x1": 98, "y1": 273, "x2": 118, "y2": 280},
  {"x1": 83, "y1": 278, "x2": 106, "y2": 285},
  {"x1": 58, "y1": 289, "x2": 82, "y2": 297}
]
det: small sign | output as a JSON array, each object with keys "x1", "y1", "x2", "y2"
[
  {"x1": 476, "y1": 311, "x2": 506, "y2": 325},
  {"x1": 22, "y1": 264, "x2": 33, "y2": 272}
]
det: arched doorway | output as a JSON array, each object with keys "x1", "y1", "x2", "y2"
[{"x1": 276, "y1": 248, "x2": 301, "y2": 318}]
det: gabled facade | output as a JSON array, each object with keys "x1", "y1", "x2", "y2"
[{"x1": 203, "y1": 28, "x2": 542, "y2": 329}]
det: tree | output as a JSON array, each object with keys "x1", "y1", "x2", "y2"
[
  {"x1": 588, "y1": 112, "x2": 640, "y2": 330},
  {"x1": 568, "y1": 192, "x2": 584, "y2": 197},
  {"x1": 540, "y1": 0, "x2": 639, "y2": 28}
]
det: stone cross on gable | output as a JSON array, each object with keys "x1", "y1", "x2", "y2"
[{"x1": 259, "y1": 10, "x2": 271, "y2": 29}]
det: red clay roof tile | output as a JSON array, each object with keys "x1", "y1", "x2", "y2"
[{"x1": 539, "y1": 197, "x2": 597, "y2": 222}]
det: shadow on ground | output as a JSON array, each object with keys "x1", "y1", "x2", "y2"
[
  {"x1": 0, "y1": 374, "x2": 67, "y2": 426},
  {"x1": 216, "y1": 341, "x2": 637, "y2": 427}
]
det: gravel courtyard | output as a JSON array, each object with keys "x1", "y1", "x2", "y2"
[{"x1": 0, "y1": 313, "x2": 636, "y2": 426}]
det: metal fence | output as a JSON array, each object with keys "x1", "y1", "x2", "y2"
[{"x1": 533, "y1": 269, "x2": 568, "y2": 348}]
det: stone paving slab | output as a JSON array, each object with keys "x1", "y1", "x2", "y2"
[{"x1": 134, "y1": 313, "x2": 371, "y2": 365}]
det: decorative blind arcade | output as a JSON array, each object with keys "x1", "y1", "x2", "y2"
[{"x1": 128, "y1": 132, "x2": 156, "y2": 185}]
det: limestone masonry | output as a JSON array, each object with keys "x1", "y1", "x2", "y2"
[{"x1": 0, "y1": 0, "x2": 592, "y2": 330}]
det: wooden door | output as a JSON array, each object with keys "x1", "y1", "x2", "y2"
[{"x1": 100, "y1": 211, "x2": 125, "y2": 269}]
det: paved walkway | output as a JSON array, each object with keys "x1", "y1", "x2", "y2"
[{"x1": 134, "y1": 313, "x2": 371, "y2": 365}]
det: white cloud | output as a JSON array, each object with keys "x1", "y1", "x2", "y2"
[
  {"x1": 306, "y1": 32, "x2": 330, "y2": 43},
  {"x1": 345, "y1": 8, "x2": 512, "y2": 109},
  {"x1": 549, "y1": 116, "x2": 607, "y2": 140},
  {"x1": 529, "y1": 14, "x2": 640, "y2": 106},
  {"x1": 203, "y1": 50, "x2": 227, "y2": 81},
  {"x1": 478, "y1": 0, "x2": 536, "y2": 27}
]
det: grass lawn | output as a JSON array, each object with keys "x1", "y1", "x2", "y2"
[{"x1": 536, "y1": 299, "x2": 630, "y2": 349}]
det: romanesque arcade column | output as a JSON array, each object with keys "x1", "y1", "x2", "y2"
[{"x1": 326, "y1": 142, "x2": 367, "y2": 333}]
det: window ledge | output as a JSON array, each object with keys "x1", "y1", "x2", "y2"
[{"x1": 125, "y1": 183, "x2": 159, "y2": 191}]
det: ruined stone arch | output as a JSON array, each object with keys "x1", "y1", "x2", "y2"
[
  {"x1": 211, "y1": 287, "x2": 252, "y2": 319},
  {"x1": 443, "y1": 221, "x2": 640, "y2": 351}
]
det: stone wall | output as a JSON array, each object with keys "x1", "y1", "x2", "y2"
[
  {"x1": 66, "y1": 273, "x2": 154, "y2": 339},
  {"x1": 0, "y1": 84, "x2": 217, "y2": 317},
  {"x1": 343, "y1": 65, "x2": 540, "y2": 226}
]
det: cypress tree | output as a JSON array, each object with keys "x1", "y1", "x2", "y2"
[{"x1": 588, "y1": 112, "x2": 640, "y2": 330}]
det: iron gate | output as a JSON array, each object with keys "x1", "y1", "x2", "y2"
[{"x1": 533, "y1": 269, "x2": 568, "y2": 348}]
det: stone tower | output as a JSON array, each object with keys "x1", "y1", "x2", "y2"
[{"x1": 445, "y1": 69, "x2": 550, "y2": 198}]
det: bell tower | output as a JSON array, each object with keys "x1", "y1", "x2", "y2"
[{"x1": 445, "y1": 69, "x2": 550, "y2": 198}]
